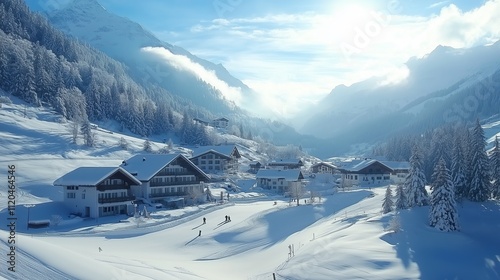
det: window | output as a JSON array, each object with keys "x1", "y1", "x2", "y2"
[
  {"x1": 215, "y1": 160, "x2": 220, "y2": 164},
  {"x1": 208, "y1": 160, "x2": 213, "y2": 164},
  {"x1": 82, "y1": 193, "x2": 86, "y2": 199},
  {"x1": 354, "y1": 175, "x2": 358, "y2": 180},
  {"x1": 67, "y1": 193, "x2": 75, "y2": 199}
]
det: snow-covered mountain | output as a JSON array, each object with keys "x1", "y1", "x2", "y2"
[
  {"x1": 25, "y1": 0, "x2": 256, "y2": 114},
  {"x1": 297, "y1": 41, "x2": 500, "y2": 153}
]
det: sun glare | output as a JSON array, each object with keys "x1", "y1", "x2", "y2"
[{"x1": 312, "y1": 3, "x2": 377, "y2": 45}]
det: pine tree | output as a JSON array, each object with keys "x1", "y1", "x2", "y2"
[
  {"x1": 382, "y1": 186, "x2": 394, "y2": 214},
  {"x1": 467, "y1": 120, "x2": 491, "y2": 202},
  {"x1": 429, "y1": 157, "x2": 459, "y2": 232},
  {"x1": 405, "y1": 145, "x2": 429, "y2": 207},
  {"x1": 80, "y1": 120, "x2": 95, "y2": 147},
  {"x1": 451, "y1": 137, "x2": 467, "y2": 201},
  {"x1": 143, "y1": 139, "x2": 152, "y2": 152},
  {"x1": 395, "y1": 184, "x2": 407, "y2": 210},
  {"x1": 490, "y1": 137, "x2": 500, "y2": 199}
]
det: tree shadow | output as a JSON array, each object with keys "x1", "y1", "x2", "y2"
[{"x1": 381, "y1": 202, "x2": 500, "y2": 279}]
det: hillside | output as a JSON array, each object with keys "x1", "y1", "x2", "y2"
[{"x1": 1, "y1": 91, "x2": 500, "y2": 279}]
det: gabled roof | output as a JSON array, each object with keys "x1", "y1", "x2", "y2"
[
  {"x1": 190, "y1": 145, "x2": 241, "y2": 159},
  {"x1": 311, "y1": 162, "x2": 336, "y2": 169},
  {"x1": 380, "y1": 161, "x2": 410, "y2": 170},
  {"x1": 268, "y1": 159, "x2": 303, "y2": 165},
  {"x1": 213, "y1": 117, "x2": 229, "y2": 122},
  {"x1": 256, "y1": 169, "x2": 304, "y2": 181},
  {"x1": 338, "y1": 159, "x2": 392, "y2": 173},
  {"x1": 121, "y1": 153, "x2": 210, "y2": 182},
  {"x1": 53, "y1": 167, "x2": 141, "y2": 186}
]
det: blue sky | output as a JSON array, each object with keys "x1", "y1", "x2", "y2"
[{"x1": 97, "y1": 0, "x2": 499, "y2": 117}]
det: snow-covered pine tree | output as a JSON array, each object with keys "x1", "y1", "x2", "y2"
[
  {"x1": 429, "y1": 157, "x2": 459, "y2": 232},
  {"x1": 382, "y1": 185, "x2": 394, "y2": 214},
  {"x1": 467, "y1": 120, "x2": 491, "y2": 202},
  {"x1": 395, "y1": 184, "x2": 407, "y2": 210},
  {"x1": 143, "y1": 139, "x2": 152, "y2": 152},
  {"x1": 405, "y1": 145, "x2": 429, "y2": 207},
  {"x1": 80, "y1": 120, "x2": 95, "y2": 147},
  {"x1": 490, "y1": 137, "x2": 500, "y2": 199},
  {"x1": 451, "y1": 136, "x2": 467, "y2": 202}
]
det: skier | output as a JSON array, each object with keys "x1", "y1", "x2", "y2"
[
  {"x1": 225, "y1": 215, "x2": 228, "y2": 222},
  {"x1": 228, "y1": 216, "x2": 231, "y2": 222},
  {"x1": 98, "y1": 247, "x2": 102, "y2": 252},
  {"x1": 199, "y1": 230, "x2": 202, "y2": 237},
  {"x1": 203, "y1": 217, "x2": 206, "y2": 224}
]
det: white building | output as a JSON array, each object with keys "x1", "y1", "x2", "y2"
[
  {"x1": 338, "y1": 159, "x2": 393, "y2": 188},
  {"x1": 121, "y1": 154, "x2": 210, "y2": 207},
  {"x1": 211, "y1": 117, "x2": 229, "y2": 128},
  {"x1": 256, "y1": 169, "x2": 305, "y2": 192},
  {"x1": 189, "y1": 145, "x2": 241, "y2": 174},
  {"x1": 310, "y1": 162, "x2": 337, "y2": 174},
  {"x1": 380, "y1": 161, "x2": 410, "y2": 185},
  {"x1": 54, "y1": 167, "x2": 142, "y2": 218}
]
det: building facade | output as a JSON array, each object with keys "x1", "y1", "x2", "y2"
[
  {"x1": 190, "y1": 145, "x2": 241, "y2": 174},
  {"x1": 54, "y1": 167, "x2": 141, "y2": 218}
]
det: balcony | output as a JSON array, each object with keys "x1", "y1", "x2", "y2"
[
  {"x1": 149, "y1": 192, "x2": 187, "y2": 198},
  {"x1": 97, "y1": 185, "x2": 130, "y2": 192},
  {"x1": 98, "y1": 196, "x2": 135, "y2": 204},
  {"x1": 150, "y1": 180, "x2": 200, "y2": 187}
]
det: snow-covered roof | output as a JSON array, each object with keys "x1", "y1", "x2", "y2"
[
  {"x1": 121, "y1": 153, "x2": 209, "y2": 182},
  {"x1": 311, "y1": 162, "x2": 336, "y2": 169},
  {"x1": 338, "y1": 159, "x2": 392, "y2": 173},
  {"x1": 268, "y1": 158, "x2": 303, "y2": 165},
  {"x1": 53, "y1": 167, "x2": 141, "y2": 186},
  {"x1": 380, "y1": 161, "x2": 410, "y2": 171},
  {"x1": 190, "y1": 145, "x2": 240, "y2": 159},
  {"x1": 256, "y1": 169, "x2": 304, "y2": 181}
]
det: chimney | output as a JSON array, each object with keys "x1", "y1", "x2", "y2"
[{"x1": 122, "y1": 160, "x2": 127, "y2": 166}]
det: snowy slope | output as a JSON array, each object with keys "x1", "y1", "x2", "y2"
[{"x1": 1, "y1": 98, "x2": 500, "y2": 279}]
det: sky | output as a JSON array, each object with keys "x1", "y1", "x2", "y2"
[{"x1": 97, "y1": 0, "x2": 500, "y2": 117}]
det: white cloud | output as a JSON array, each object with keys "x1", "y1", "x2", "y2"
[
  {"x1": 159, "y1": 0, "x2": 500, "y2": 119},
  {"x1": 140, "y1": 46, "x2": 243, "y2": 106}
]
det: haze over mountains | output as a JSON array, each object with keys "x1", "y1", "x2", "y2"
[
  {"x1": 20, "y1": 0, "x2": 500, "y2": 156},
  {"x1": 296, "y1": 41, "x2": 500, "y2": 153}
]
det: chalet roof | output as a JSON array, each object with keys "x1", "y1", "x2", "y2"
[
  {"x1": 53, "y1": 167, "x2": 141, "y2": 187},
  {"x1": 380, "y1": 161, "x2": 410, "y2": 170},
  {"x1": 256, "y1": 169, "x2": 304, "y2": 181},
  {"x1": 268, "y1": 159, "x2": 303, "y2": 166},
  {"x1": 214, "y1": 117, "x2": 229, "y2": 121},
  {"x1": 311, "y1": 162, "x2": 336, "y2": 169},
  {"x1": 249, "y1": 161, "x2": 262, "y2": 166},
  {"x1": 190, "y1": 145, "x2": 241, "y2": 159},
  {"x1": 121, "y1": 153, "x2": 210, "y2": 182},
  {"x1": 338, "y1": 159, "x2": 392, "y2": 173}
]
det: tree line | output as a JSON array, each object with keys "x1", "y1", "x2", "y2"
[{"x1": 381, "y1": 120, "x2": 500, "y2": 231}]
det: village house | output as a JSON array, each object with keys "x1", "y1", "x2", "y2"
[
  {"x1": 380, "y1": 160, "x2": 410, "y2": 184},
  {"x1": 256, "y1": 169, "x2": 305, "y2": 193},
  {"x1": 310, "y1": 162, "x2": 337, "y2": 174},
  {"x1": 189, "y1": 145, "x2": 241, "y2": 174},
  {"x1": 337, "y1": 159, "x2": 393, "y2": 188},
  {"x1": 211, "y1": 117, "x2": 229, "y2": 128},
  {"x1": 120, "y1": 153, "x2": 210, "y2": 208},
  {"x1": 248, "y1": 161, "x2": 262, "y2": 173},
  {"x1": 267, "y1": 158, "x2": 304, "y2": 170},
  {"x1": 53, "y1": 167, "x2": 142, "y2": 218}
]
